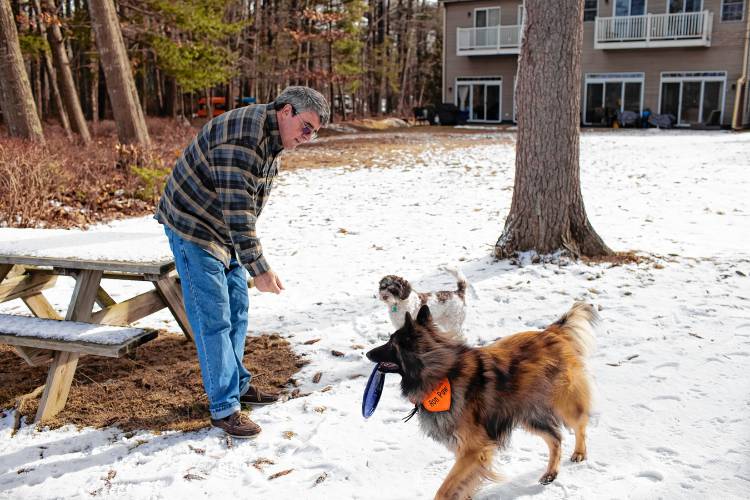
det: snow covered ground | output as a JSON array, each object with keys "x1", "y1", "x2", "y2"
[{"x1": 1, "y1": 129, "x2": 749, "y2": 499}]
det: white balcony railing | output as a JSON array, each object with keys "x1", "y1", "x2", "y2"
[
  {"x1": 457, "y1": 25, "x2": 523, "y2": 55},
  {"x1": 595, "y1": 10, "x2": 713, "y2": 49}
]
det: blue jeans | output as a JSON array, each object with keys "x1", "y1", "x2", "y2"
[{"x1": 164, "y1": 226, "x2": 251, "y2": 420}]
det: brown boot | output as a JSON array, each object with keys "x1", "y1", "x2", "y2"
[
  {"x1": 210, "y1": 411, "x2": 261, "y2": 438},
  {"x1": 240, "y1": 385, "x2": 279, "y2": 406}
]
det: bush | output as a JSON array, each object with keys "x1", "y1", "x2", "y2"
[{"x1": 0, "y1": 118, "x2": 195, "y2": 228}]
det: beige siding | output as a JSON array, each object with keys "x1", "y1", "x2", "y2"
[
  {"x1": 442, "y1": 0, "x2": 749, "y2": 125},
  {"x1": 443, "y1": 0, "x2": 522, "y2": 121}
]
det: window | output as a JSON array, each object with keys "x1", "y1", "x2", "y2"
[
  {"x1": 669, "y1": 0, "x2": 703, "y2": 14},
  {"x1": 615, "y1": 0, "x2": 645, "y2": 16},
  {"x1": 721, "y1": 0, "x2": 745, "y2": 21},
  {"x1": 584, "y1": 0, "x2": 597, "y2": 21}
]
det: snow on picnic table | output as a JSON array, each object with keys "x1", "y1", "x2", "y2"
[
  {"x1": 0, "y1": 227, "x2": 172, "y2": 263},
  {"x1": 0, "y1": 315, "x2": 148, "y2": 345},
  {"x1": 0, "y1": 129, "x2": 749, "y2": 499}
]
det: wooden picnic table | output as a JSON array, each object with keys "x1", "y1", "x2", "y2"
[{"x1": 0, "y1": 229, "x2": 194, "y2": 422}]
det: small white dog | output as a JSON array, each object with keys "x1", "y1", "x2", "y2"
[{"x1": 378, "y1": 268, "x2": 472, "y2": 335}]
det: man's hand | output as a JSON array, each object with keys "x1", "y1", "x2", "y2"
[{"x1": 254, "y1": 270, "x2": 284, "y2": 294}]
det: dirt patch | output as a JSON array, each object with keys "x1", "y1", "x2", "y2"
[
  {"x1": 0, "y1": 332, "x2": 302, "y2": 432},
  {"x1": 288, "y1": 126, "x2": 515, "y2": 170},
  {"x1": 581, "y1": 250, "x2": 652, "y2": 266}
]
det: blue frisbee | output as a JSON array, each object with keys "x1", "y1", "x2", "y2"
[{"x1": 362, "y1": 363, "x2": 386, "y2": 419}]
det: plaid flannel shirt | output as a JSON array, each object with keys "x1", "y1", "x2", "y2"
[{"x1": 155, "y1": 103, "x2": 283, "y2": 277}]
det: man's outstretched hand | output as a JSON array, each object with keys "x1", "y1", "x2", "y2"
[{"x1": 254, "y1": 270, "x2": 284, "y2": 294}]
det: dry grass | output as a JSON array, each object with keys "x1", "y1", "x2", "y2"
[
  {"x1": 581, "y1": 250, "x2": 652, "y2": 266},
  {"x1": 0, "y1": 332, "x2": 302, "y2": 432},
  {"x1": 287, "y1": 126, "x2": 514, "y2": 170},
  {"x1": 0, "y1": 118, "x2": 194, "y2": 228},
  {"x1": 0, "y1": 120, "x2": 514, "y2": 229}
]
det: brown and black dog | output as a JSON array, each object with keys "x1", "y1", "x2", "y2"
[{"x1": 366, "y1": 302, "x2": 597, "y2": 500}]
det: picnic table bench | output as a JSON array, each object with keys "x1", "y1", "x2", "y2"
[{"x1": 0, "y1": 228, "x2": 196, "y2": 423}]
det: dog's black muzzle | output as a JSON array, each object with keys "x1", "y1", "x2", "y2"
[{"x1": 366, "y1": 344, "x2": 401, "y2": 374}]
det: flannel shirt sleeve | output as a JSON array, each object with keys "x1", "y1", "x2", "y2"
[{"x1": 208, "y1": 143, "x2": 270, "y2": 277}]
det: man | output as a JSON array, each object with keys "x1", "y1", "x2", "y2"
[{"x1": 156, "y1": 86, "x2": 329, "y2": 438}]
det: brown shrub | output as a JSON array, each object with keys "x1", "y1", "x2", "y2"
[{"x1": 0, "y1": 118, "x2": 196, "y2": 228}]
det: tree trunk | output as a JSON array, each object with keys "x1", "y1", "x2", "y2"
[
  {"x1": 90, "y1": 59, "x2": 99, "y2": 127},
  {"x1": 42, "y1": 56, "x2": 50, "y2": 116},
  {"x1": 337, "y1": 80, "x2": 347, "y2": 121},
  {"x1": 167, "y1": 77, "x2": 178, "y2": 119},
  {"x1": 31, "y1": 0, "x2": 72, "y2": 138},
  {"x1": 378, "y1": 0, "x2": 390, "y2": 115},
  {"x1": 89, "y1": 0, "x2": 150, "y2": 146},
  {"x1": 155, "y1": 66, "x2": 164, "y2": 115},
  {"x1": 0, "y1": 0, "x2": 45, "y2": 141},
  {"x1": 43, "y1": 51, "x2": 73, "y2": 138},
  {"x1": 205, "y1": 87, "x2": 213, "y2": 118},
  {"x1": 33, "y1": 58, "x2": 43, "y2": 120},
  {"x1": 494, "y1": 0, "x2": 611, "y2": 259},
  {"x1": 327, "y1": 7, "x2": 334, "y2": 123},
  {"x1": 41, "y1": 0, "x2": 91, "y2": 143}
]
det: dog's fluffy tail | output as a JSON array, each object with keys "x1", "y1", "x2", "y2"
[
  {"x1": 443, "y1": 266, "x2": 480, "y2": 300},
  {"x1": 553, "y1": 302, "x2": 598, "y2": 358}
]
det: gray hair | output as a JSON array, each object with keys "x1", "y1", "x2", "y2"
[{"x1": 275, "y1": 86, "x2": 330, "y2": 127}]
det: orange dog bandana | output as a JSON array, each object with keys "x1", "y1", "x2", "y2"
[{"x1": 422, "y1": 379, "x2": 451, "y2": 412}]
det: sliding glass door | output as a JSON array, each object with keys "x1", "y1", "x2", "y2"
[
  {"x1": 583, "y1": 73, "x2": 644, "y2": 125},
  {"x1": 660, "y1": 72, "x2": 725, "y2": 126},
  {"x1": 456, "y1": 78, "x2": 502, "y2": 122},
  {"x1": 475, "y1": 7, "x2": 500, "y2": 48}
]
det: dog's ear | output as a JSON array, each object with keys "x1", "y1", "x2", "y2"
[
  {"x1": 399, "y1": 312, "x2": 415, "y2": 336},
  {"x1": 398, "y1": 278, "x2": 411, "y2": 300},
  {"x1": 403, "y1": 311, "x2": 414, "y2": 326},
  {"x1": 416, "y1": 304, "x2": 432, "y2": 326}
]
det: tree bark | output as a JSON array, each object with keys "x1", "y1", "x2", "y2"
[
  {"x1": 0, "y1": 0, "x2": 45, "y2": 141},
  {"x1": 494, "y1": 0, "x2": 611, "y2": 259},
  {"x1": 90, "y1": 59, "x2": 99, "y2": 127},
  {"x1": 31, "y1": 0, "x2": 72, "y2": 138},
  {"x1": 89, "y1": 0, "x2": 150, "y2": 146},
  {"x1": 43, "y1": 51, "x2": 73, "y2": 138},
  {"x1": 41, "y1": 0, "x2": 91, "y2": 143},
  {"x1": 33, "y1": 58, "x2": 43, "y2": 120}
]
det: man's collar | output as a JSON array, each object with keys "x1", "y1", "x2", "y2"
[{"x1": 265, "y1": 102, "x2": 284, "y2": 156}]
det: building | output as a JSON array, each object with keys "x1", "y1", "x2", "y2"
[{"x1": 441, "y1": 0, "x2": 750, "y2": 128}]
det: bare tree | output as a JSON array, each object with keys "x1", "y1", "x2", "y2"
[
  {"x1": 40, "y1": 0, "x2": 91, "y2": 143},
  {"x1": 89, "y1": 0, "x2": 150, "y2": 146},
  {"x1": 30, "y1": 0, "x2": 71, "y2": 139},
  {"x1": 495, "y1": 0, "x2": 611, "y2": 259},
  {"x1": 0, "y1": 0, "x2": 44, "y2": 141}
]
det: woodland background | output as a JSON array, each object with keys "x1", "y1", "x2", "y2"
[
  {"x1": 5, "y1": 0, "x2": 441, "y2": 123},
  {"x1": 0, "y1": 0, "x2": 442, "y2": 228}
]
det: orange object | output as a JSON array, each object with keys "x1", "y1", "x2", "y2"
[
  {"x1": 197, "y1": 96, "x2": 227, "y2": 118},
  {"x1": 422, "y1": 379, "x2": 451, "y2": 412}
]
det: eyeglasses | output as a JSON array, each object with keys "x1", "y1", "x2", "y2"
[{"x1": 291, "y1": 106, "x2": 318, "y2": 141}]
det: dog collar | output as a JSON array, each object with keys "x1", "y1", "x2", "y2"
[
  {"x1": 422, "y1": 378, "x2": 451, "y2": 412},
  {"x1": 391, "y1": 305, "x2": 398, "y2": 313}
]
